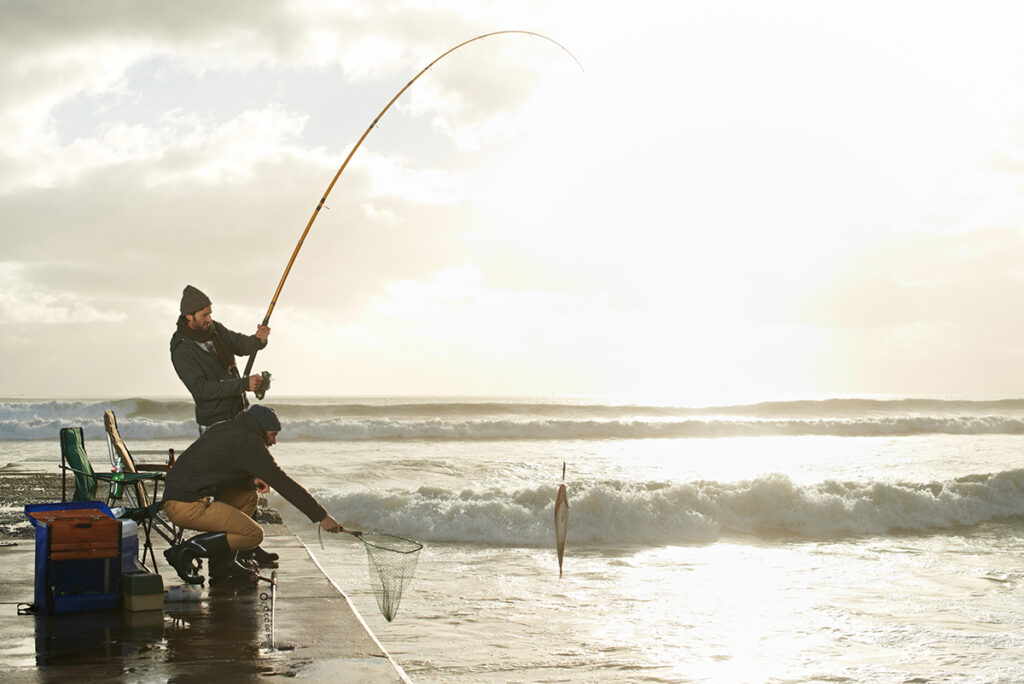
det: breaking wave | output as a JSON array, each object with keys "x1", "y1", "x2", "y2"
[
  {"x1": 3, "y1": 396, "x2": 1024, "y2": 441},
  {"x1": 309, "y1": 469, "x2": 1024, "y2": 547}
]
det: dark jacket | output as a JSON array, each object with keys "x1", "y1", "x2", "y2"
[
  {"x1": 170, "y1": 320, "x2": 266, "y2": 426},
  {"x1": 161, "y1": 412, "x2": 327, "y2": 524}
]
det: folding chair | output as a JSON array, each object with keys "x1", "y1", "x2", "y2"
[
  {"x1": 103, "y1": 410, "x2": 183, "y2": 570},
  {"x1": 60, "y1": 427, "x2": 161, "y2": 502},
  {"x1": 59, "y1": 427, "x2": 164, "y2": 533}
]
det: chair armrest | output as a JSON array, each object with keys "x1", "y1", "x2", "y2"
[
  {"x1": 134, "y1": 464, "x2": 170, "y2": 472},
  {"x1": 61, "y1": 466, "x2": 161, "y2": 483},
  {"x1": 123, "y1": 472, "x2": 163, "y2": 481},
  {"x1": 62, "y1": 464, "x2": 114, "y2": 481}
]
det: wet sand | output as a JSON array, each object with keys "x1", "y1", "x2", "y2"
[{"x1": 0, "y1": 471, "x2": 65, "y2": 539}]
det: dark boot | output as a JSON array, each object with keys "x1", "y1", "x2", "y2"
[
  {"x1": 202, "y1": 534, "x2": 256, "y2": 585},
  {"x1": 163, "y1": 532, "x2": 221, "y2": 585},
  {"x1": 164, "y1": 544, "x2": 204, "y2": 585},
  {"x1": 164, "y1": 532, "x2": 249, "y2": 586},
  {"x1": 209, "y1": 554, "x2": 255, "y2": 585},
  {"x1": 238, "y1": 545, "x2": 279, "y2": 568}
]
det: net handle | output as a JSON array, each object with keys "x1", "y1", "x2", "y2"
[{"x1": 317, "y1": 524, "x2": 362, "y2": 549}]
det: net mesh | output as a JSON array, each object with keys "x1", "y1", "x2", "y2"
[{"x1": 357, "y1": 532, "x2": 422, "y2": 622}]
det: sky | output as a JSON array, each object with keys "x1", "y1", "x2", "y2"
[{"x1": 0, "y1": 0, "x2": 1022, "y2": 403}]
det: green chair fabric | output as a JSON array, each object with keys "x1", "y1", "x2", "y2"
[{"x1": 59, "y1": 427, "x2": 99, "y2": 502}]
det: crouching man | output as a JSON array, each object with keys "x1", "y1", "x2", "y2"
[{"x1": 161, "y1": 404, "x2": 345, "y2": 585}]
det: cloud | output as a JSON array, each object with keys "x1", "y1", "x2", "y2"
[
  {"x1": 0, "y1": 103, "x2": 314, "y2": 195},
  {"x1": 0, "y1": 143, "x2": 477, "y2": 316},
  {"x1": 0, "y1": 1, "x2": 308, "y2": 172},
  {"x1": 794, "y1": 227, "x2": 1024, "y2": 331},
  {"x1": 0, "y1": 262, "x2": 126, "y2": 324},
  {"x1": 0, "y1": 0, "x2": 552, "y2": 193},
  {"x1": 1, "y1": 0, "x2": 1023, "y2": 398},
  {"x1": 398, "y1": 33, "x2": 565, "y2": 150},
  {"x1": 0, "y1": 0, "x2": 573, "y2": 327}
]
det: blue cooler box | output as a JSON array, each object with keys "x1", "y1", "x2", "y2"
[{"x1": 25, "y1": 502, "x2": 122, "y2": 614}]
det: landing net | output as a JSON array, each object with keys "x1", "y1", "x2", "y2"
[
  {"x1": 318, "y1": 526, "x2": 423, "y2": 622},
  {"x1": 357, "y1": 532, "x2": 422, "y2": 622}
]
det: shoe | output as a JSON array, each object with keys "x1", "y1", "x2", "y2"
[
  {"x1": 239, "y1": 545, "x2": 279, "y2": 568},
  {"x1": 165, "y1": 532, "x2": 251, "y2": 586},
  {"x1": 209, "y1": 552, "x2": 256, "y2": 585},
  {"x1": 253, "y1": 545, "x2": 279, "y2": 563},
  {"x1": 164, "y1": 539, "x2": 205, "y2": 585},
  {"x1": 202, "y1": 534, "x2": 256, "y2": 585}
]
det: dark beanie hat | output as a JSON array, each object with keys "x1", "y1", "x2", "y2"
[
  {"x1": 180, "y1": 285, "x2": 211, "y2": 315},
  {"x1": 247, "y1": 405, "x2": 282, "y2": 432}
]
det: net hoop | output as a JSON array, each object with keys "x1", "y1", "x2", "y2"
[{"x1": 357, "y1": 532, "x2": 423, "y2": 554}]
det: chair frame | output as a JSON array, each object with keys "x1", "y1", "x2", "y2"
[{"x1": 103, "y1": 410, "x2": 183, "y2": 571}]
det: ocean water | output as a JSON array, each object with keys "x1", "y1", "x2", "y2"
[{"x1": 5, "y1": 397, "x2": 1024, "y2": 682}]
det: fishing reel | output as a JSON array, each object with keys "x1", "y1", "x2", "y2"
[{"x1": 255, "y1": 371, "x2": 272, "y2": 400}]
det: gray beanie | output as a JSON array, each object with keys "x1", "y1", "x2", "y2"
[
  {"x1": 180, "y1": 285, "x2": 211, "y2": 315},
  {"x1": 247, "y1": 405, "x2": 281, "y2": 432}
]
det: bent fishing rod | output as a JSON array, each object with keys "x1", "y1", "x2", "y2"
[{"x1": 242, "y1": 30, "x2": 583, "y2": 380}]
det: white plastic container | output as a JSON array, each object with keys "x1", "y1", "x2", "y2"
[
  {"x1": 164, "y1": 584, "x2": 203, "y2": 602},
  {"x1": 120, "y1": 519, "x2": 139, "y2": 572}
]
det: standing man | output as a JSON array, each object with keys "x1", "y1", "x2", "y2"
[{"x1": 171, "y1": 285, "x2": 270, "y2": 433}]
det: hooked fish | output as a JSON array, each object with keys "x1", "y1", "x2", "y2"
[{"x1": 555, "y1": 462, "x2": 569, "y2": 579}]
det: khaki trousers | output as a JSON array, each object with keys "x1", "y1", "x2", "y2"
[{"x1": 163, "y1": 487, "x2": 263, "y2": 551}]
